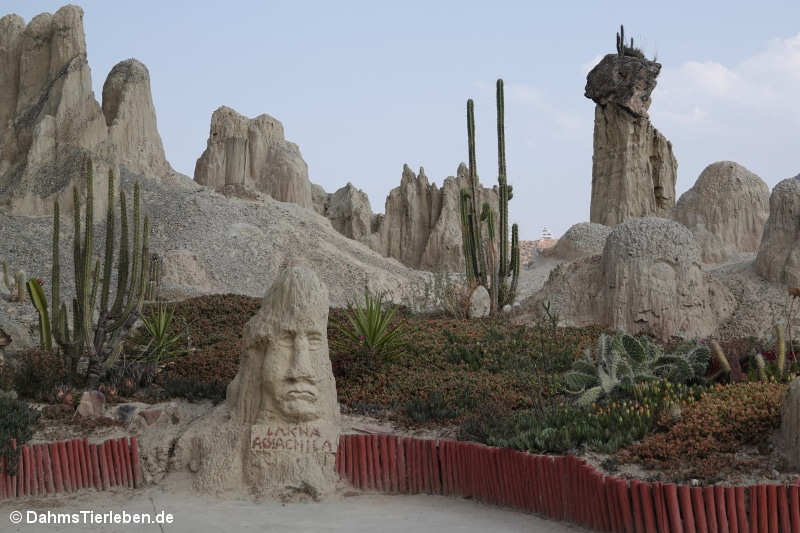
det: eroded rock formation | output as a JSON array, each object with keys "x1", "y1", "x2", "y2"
[
  {"x1": 755, "y1": 175, "x2": 800, "y2": 286},
  {"x1": 316, "y1": 163, "x2": 498, "y2": 272},
  {"x1": 531, "y1": 217, "x2": 734, "y2": 340},
  {"x1": 0, "y1": 6, "x2": 170, "y2": 220},
  {"x1": 674, "y1": 161, "x2": 770, "y2": 264},
  {"x1": 102, "y1": 58, "x2": 168, "y2": 175},
  {"x1": 585, "y1": 53, "x2": 677, "y2": 226},
  {"x1": 544, "y1": 222, "x2": 611, "y2": 261},
  {"x1": 194, "y1": 106, "x2": 313, "y2": 209},
  {"x1": 175, "y1": 266, "x2": 339, "y2": 500}
]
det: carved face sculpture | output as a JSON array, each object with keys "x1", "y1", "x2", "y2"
[
  {"x1": 229, "y1": 266, "x2": 338, "y2": 424},
  {"x1": 260, "y1": 319, "x2": 327, "y2": 422}
]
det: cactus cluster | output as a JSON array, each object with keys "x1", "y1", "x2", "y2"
[
  {"x1": 615, "y1": 24, "x2": 644, "y2": 59},
  {"x1": 2, "y1": 261, "x2": 26, "y2": 303},
  {"x1": 459, "y1": 79, "x2": 520, "y2": 314},
  {"x1": 28, "y1": 157, "x2": 151, "y2": 385}
]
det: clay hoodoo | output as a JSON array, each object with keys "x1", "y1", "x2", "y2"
[
  {"x1": 674, "y1": 161, "x2": 770, "y2": 264},
  {"x1": 584, "y1": 28, "x2": 677, "y2": 227},
  {"x1": 102, "y1": 58, "x2": 169, "y2": 176},
  {"x1": 544, "y1": 222, "x2": 611, "y2": 261},
  {"x1": 0, "y1": 6, "x2": 171, "y2": 220},
  {"x1": 531, "y1": 217, "x2": 735, "y2": 340},
  {"x1": 755, "y1": 175, "x2": 800, "y2": 286},
  {"x1": 194, "y1": 105, "x2": 313, "y2": 209}
]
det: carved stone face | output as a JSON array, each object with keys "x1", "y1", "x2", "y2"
[{"x1": 260, "y1": 322, "x2": 328, "y2": 422}]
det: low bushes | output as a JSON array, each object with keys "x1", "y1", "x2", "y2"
[
  {"x1": 618, "y1": 381, "x2": 786, "y2": 481},
  {"x1": 0, "y1": 395, "x2": 40, "y2": 475}
]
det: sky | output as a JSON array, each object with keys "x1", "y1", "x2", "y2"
[{"x1": 4, "y1": 1, "x2": 800, "y2": 240}]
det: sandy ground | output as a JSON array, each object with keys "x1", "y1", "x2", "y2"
[{"x1": 0, "y1": 474, "x2": 589, "y2": 533}]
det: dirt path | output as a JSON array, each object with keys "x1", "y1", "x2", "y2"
[{"x1": 0, "y1": 475, "x2": 588, "y2": 533}]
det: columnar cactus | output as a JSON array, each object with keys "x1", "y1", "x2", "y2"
[
  {"x1": 43, "y1": 158, "x2": 149, "y2": 383},
  {"x1": 459, "y1": 78, "x2": 521, "y2": 314}
]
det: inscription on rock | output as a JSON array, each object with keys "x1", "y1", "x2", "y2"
[{"x1": 250, "y1": 424, "x2": 336, "y2": 454}]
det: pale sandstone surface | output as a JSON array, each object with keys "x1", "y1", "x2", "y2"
[
  {"x1": 674, "y1": 161, "x2": 770, "y2": 264},
  {"x1": 755, "y1": 176, "x2": 800, "y2": 287},
  {"x1": 194, "y1": 105, "x2": 313, "y2": 209}
]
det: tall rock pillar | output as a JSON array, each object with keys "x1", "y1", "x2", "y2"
[{"x1": 585, "y1": 50, "x2": 677, "y2": 226}]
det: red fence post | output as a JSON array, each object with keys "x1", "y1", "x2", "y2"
[
  {"x1": 99, "y1": 441, "x2": 110, "y2": 489},
  {"x1": 35, "y1": 445, "x2": 45, "y2": 496},
  {"x1": 23, "y1": 445, "x2": 32, "y2": 496},
  {"x1": 790, "y1": 485, "x2": 800, "y2": 533},
  {"x1": 680, "y1": 485, "x2": 697, "y2": 533},
  {"x1": 66, "y1": 440, "x2": 77, "y2": 490},
  {"x1": 42, "y1": 443, "x2": 54, "y2": 495},
  {"x1": 124, "y1": 438, "x2": 134, "y2": 488},
  {"x1": 767, "y1": 485, "x2": 778, "y2": 533},
  {"x1": 130, "y1": 437, "x2": 143, "y2": 489},
  {"x1": 380, "y1": 435, "x2": 390, "y2": 493},
  {"x1": 702, "y1": 486, "x2": 718, "y2": 533},
  {"x1": 89, "y1": 444, "x2": 99, "y2": 490},
  {"x1": 664, "y1": 483, "x2": 684, "y2": 533},
  {"x1": 734, "y1": 487, "x2": 748, "y2": 533},
  {"x1": 714, "y1": 485, "x2": 729, "y2": 533},
  {"x1": 344, "y1": 435, "x2": 354, "y2": 486},
  {"x1": 397, "y1": 437, "x2": 407, "y2": 494},
  {"x1": 639, "y1": 481, "x2": 657, "y2": 533},
  {"x1": 724, "y1": 486, "x2": 738, "y2": 533},
  {"x1": 779, "y1": 485, "x2": 791, "y2": 533},
  {"x1": 387, "y1": 436, "x2": 398, "y2": 493},
  {"x1": 758, "y1": 485, "x2": 768, "y2": 533}
]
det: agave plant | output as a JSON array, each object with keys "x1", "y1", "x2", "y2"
[
  {"x1": 337, "y1": 288, "x2": 406, "y2": 362},
  {"x1": 565, "y1": 333, "x2": 710, "y2": 406}
]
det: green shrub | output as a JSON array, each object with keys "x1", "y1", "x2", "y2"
[
  {"x1": 0, "y1": 396, "x2": 40, "y2": 475},
  {"x1": 13, "y1": 347, "x2": 69, "y2": 401},
  {"x1": 137, "y1": 301, "x2": 185, "y2": 364},
  {"x1": 461, "y1": 380, "x2": 705, "y2": 454},
  {"x1": 620, "y1": 381, "x2": 785, "y2": 481},
  {"x1": 160, "y1": 376, "x2": 226, "y2": 403},
  {"x1": 404, "y1": 390, "x2": 460, "y2": 423}
]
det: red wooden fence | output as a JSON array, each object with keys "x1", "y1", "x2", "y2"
[
  {"x1": 336, "y1": 434, "x2": 800, "y2": 533},
  {"x1": 4, "y1": 431, "x2": 799, "y2": 533},
  {"x1": 0, "y1": 436, "x2": 142, "y2": 499}
]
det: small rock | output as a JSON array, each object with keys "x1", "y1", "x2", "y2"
[
  {"x1": 502, "y1": 304, "x2": 512, "y2": 314},
  {"x1": 138, "y1": 409, "x2": 162, "y2": 425},
  {"x1": 115, "y1": 403, "x2": 139, "y2": 424},
  {"x1": 468, "y1": 286, "x2": 490, "y2": 319},
  {"x1": 76, "y1": 390, "x2": 106, "y2": 418}
]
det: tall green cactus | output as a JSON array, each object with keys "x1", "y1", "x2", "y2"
[
  {"x1": 46, "y1": 157, "x2": 149, "y2": 384},
  {"x1": 458, "y1": 78, "x2": 521, "y2": 314}
]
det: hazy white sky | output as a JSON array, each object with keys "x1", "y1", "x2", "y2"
[{"x1": 5, "y1": 1, "x2": 800, "y2": 240}]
